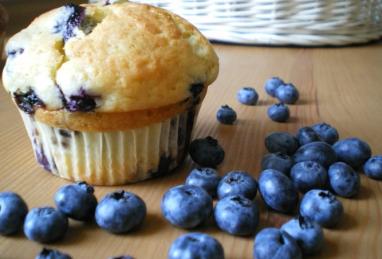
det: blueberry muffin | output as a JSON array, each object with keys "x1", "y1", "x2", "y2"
[{"x1": 2, "y1": 1, "x2": 219, "y2": 185}]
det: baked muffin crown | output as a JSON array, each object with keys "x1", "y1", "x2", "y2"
[{"x1": 2, "y1": 2, "x2": 219, "y2": 113}]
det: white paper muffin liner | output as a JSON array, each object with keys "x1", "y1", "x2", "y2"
[{"x1": 20, "y1": 108, "x2": 196, "y2": 185}]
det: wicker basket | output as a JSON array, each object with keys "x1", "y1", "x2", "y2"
[{"x1": 132, "y1": 0, "x2": 382, "y2": 46}]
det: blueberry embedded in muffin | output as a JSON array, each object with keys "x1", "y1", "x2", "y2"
[
  {"x1": 13, "y1": 89, "x2": 45, "y2": 114},
  {"x1": 65, "y1": 88, "x2": 98, "y2": 112},
  {"x1": 54, "y1": 4, "x2": 86, "y2": 42}
]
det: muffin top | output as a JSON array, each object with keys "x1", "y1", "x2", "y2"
[{"x1": 2, "y1": 1, "x2": 219, "y2": 113}]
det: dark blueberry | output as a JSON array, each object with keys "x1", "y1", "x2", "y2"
[
  {"x1": 258, "y1": 169, "x2": 298, "y2": 213},
  {"x1": 281, "y1": 216, "x2": 324, "y2": 255},
  {"x1": 364, "y1": 155, "x2": 382, "y2": 180},
  {"x1": 275, "y1": 83, "x2": 299, "y2": 104},
  {"x1": 216, "y1": 105, "x2": 237, "y2": 125},
  {"x1": 95, "y1": 191, "x2": 146, "y2": 234},
  {"x1": 189, "y1": 83, "x2": 204, "y2": 98},
  {"x1": 14, "y1": 89, "x2": 45, "y2": 114},
  {"x1": 265, "y1": 132, "x2": 299, "y2": 155},
  {"x1": 168, "y1": 233, "x2": 224, "y2": 259},
  {"x1": 254, "y1": 228, "x2": 302, "y2": 259},
  {"x1": 296, "y1": 127, "x2": 320, "y2": 146},
  {"x1": 185, "y1": 168, "x2": 221, "y2": 197},
  {"x1": 36, "y1": 248, "x2": 72, "y2": 259},
  {"x1": 54, "y1": 4, "x2": 85, "y2": 42},
  {"x1": 66, "y1": 89, "x2": 97, "y2": 112},
  {"x1": 7, "y1": 48, "x2": 24, "y2": 58},
  {"x1": 237, "y1": 87, "x2": 259, "y2": 105},
  {"x1": 54, "y1": 182, "x2": 97, "y2": 221},
  {"x1": 311, "y1": 123, "x2": 339, "y2": 145},
  {"x1": 214, "y1": 195, "x2": 259, "y2": 236},
  {"x1": 290, "y1": 161, "x2": 328, "y2": 193},
  {"x1": 333, "y1": 137, "x2": 372, "y2": 169},
  {"x1": 217, "y1": 171, "x2": 257, "y2": 200},
  {"x1": 189, "y1": 136, "x2": 225, "y2": 168},
  {"x1": 293, "y1": 141, "x2": 337, "y2": 168},
  {"x1": 161, "y1": 185, "x2": 212, "y2": 229},
  {"x1": 261, "y1": 152, "x2": 294, "y2": 175},
  {"x1": 264, "y1": 77, "x2": 284, "y2": 97},
  {"x1": 24, "y1": 207, "x2": 68, "y2": 243},
  {"x1": 267, "y1": 103, "x2": 290, "y2": 122},
  {"x1": 328, "y1": 162, "x2": 360, "y2": 198},
  {"x1": 299, "y1": 189, "x2": 343, "y2": 228},
  {"x1": 0, "y1": 192, "x2": 28, "y2": 235}
]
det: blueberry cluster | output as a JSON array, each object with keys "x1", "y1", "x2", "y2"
[
  {"x1": 0, "y1": 182, "x2": 142, "y2": 258},
  {"x1": 179, "y1": 120, "x2": 381, "y2": 258},
  {"x1": 253, "y1": 122, "x2": 382, "y2": 257},
  {"x1": 162, "y1": 168, "x2": 260, "y2": 258},
  {"x1": 215, "y1": 77, "x2": 299, "y2": 125},
  {"x1": 264, "y1": 77, "x2": 299, "y2": 122}
]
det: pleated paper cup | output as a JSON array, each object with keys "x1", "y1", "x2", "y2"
[{"x1": 20, "y1": 107, "x2": 197, "y2": 185}]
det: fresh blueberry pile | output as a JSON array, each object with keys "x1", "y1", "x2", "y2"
[
  {"x1": 0, "y1": 182, "x2": 143, "y2": 258},
  {"x1": 170, "y1": 119, "x2": 381, "y2": 258},
  {"x1": 162, "y1": 168, "x2": 259, "y2": 257}
]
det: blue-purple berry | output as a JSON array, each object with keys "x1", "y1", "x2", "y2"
[
  {"x1": 254, "y1": 228, "x2": 302, "y2": 259},
  {"x1": 54, "y1": 181, "x2": 97, "y2": 221},
  {"x1": 299, "y1": 189, "x2": 343, "y2": 228},
  {"x1": 275, "y1": 83, "x2": 299, "y2": 104},
  {"x1": 293, "y1": 141, "x2": 337, "y2": 168},
  {"x1": 364, "y1": 155, "x2": 382, "y2": 180},
  {"x1": 258, "y1": 169, "x2": 298, "y2": 213},
  {"x1": 216, "y1": 105, "x2": 237, "y2": 125},
  {"x1": 14, "y1": 89, "x2": 45, "y2": 114},
  {"x1": 189, "y1": 136, "x2": 225, "y2": 168},
  {"x1": 328, "y1": 162, "x2": 360, "y2": 198},
  {"x1": 185, "y1": 168, "x2": 220, "y2": 197},
  {"x1": 36, "y1": 248, "x2": 72, "y2": 259},
  {"x1": 237, "y1": 87, "x2": 259, "y2": 105},
  {"x1": 54, "y1": 4, "x2": 85, "y2": 42},
  {"x1": 24, "y1": 207, "x2": 68, "y2": 243},
  {"x1": 0, "y1": 192, "x2": 28, "y2": 235},
  {"x1": 264, "y1": 77, "x2": 284, "y2": 97},
  {"x1": 281, "y1": 216, "x2": 324, "y2": 255},
  {"x1": 261, "y1": 152, "x2": 294, "y2": 175},
  {"x1": 333, "y1": 137, "x2": 371, "y2": 169},
  {"x1": 214, "y1": 195, "x2": 259, "y2": 236},
  {"x1": 268, "y1": 103, "x2": 290, "y2": 122},
  {"x1": 217, "y1": 171, "x2": 257, "y2": 200},
  {"x1": 265, "y1": 132, "x2": 299, "y2": 155},
  {"x1": 168, "y1": 233, "x2": 224, "y2": 259},
  {"x1": 95, "y1": 191, "x2": 146, "y2": 234},
  {"x1": 296, "y1": 127, "x2": 320, "y2": 146},
  {"x1": 161, "y1": 185, "x2": 212, "y2": 229},
  {"x1": 66, "y1": 89, "x2": 97, "y2": 112},
  {"x1": 311, "y1": 123, "x2": 339, "y2": 145},
  {"x1": 290, "y1": 161, "x2": 328, "y2": 193}
]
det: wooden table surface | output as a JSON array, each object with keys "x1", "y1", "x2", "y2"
[
  {"x1": 1, "y1": 2, "x2": 382, "y2": 259},
  {"x1": 1, "y1": 43, "x2": 382, "y2": 259}
]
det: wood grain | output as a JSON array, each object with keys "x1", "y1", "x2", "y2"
[
  {"x1": 1, "y1": 43, "x2": 382, "y2": 259},
  {"x1": 1, "y1": 2, "x2": 382, "y2": 258}
]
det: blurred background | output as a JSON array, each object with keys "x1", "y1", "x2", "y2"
[{"x1": 1, "y1": 0, "x2": 381, "y2": 46}]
